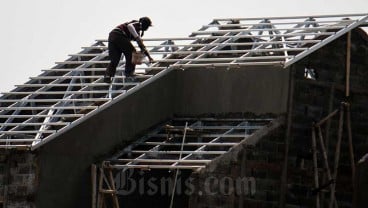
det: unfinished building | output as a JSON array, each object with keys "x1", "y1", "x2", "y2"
[{"x1": 0, "y1": 13, "x2": 368, "y2": 208}]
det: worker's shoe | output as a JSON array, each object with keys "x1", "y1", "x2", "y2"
[
  {"x1": 124, "y1": 71, "x2": 136, "y2": 77},
  {"x1": 103, "y1": 75, "x2": 112, "y2": 83},
  {"x1": 124, "y1": 72, "x2": 137, "y2": 81}
]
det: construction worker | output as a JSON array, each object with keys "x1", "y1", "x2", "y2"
[{"x1": 104, "y1": 17, "x2": 154, "y2": 83}]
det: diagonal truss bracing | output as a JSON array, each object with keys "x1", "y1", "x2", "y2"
[{"x1": 0, "y1": 13, "x2": 367, "y2": 150}]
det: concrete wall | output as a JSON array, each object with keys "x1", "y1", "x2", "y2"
[
  {"x1": 188, "y1": 118, "x2": 285, "y2": 208},
  {"x1": 285, "y1": 29, "x2": 368, "y2": 207},
  {"x1": 174, "y1": 66, "x2": 289, "y2": 115},
  {"x1": 354, "y1": 154, "x2": 368, "y2": 208},
  {"x1": 30, "y1": 63, "x2": 290, "y2": 207},
  {"x1": 35, "y1": 72, "x2": 177, "y2": 208},
  {"x1": 0, "y1": 151, "x2": 37, "y2": 208}
]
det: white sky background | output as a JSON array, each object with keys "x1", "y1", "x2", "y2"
[{"x1": 0, "y1": 0, "x2": 367, "y2": 92}]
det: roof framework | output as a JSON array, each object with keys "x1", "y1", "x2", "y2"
[
  {"x1": 0, "y1": 13, "x2": 367, "y2": 150},
  {"x1": 106, "y1": 117, "x2": 272, "y2": 170}
]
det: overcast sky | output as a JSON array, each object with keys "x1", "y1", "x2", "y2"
[{"x1": 0, "y1": 0, "x2": 367, "y2": 92}]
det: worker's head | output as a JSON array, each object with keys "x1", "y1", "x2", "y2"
[{"x1": 139, "y1": 17, "x2": 152, "y2": 31}]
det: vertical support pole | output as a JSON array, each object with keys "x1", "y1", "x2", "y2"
[
  {"x1": 317, "y1": 126, "x2": 339, "y2": 207},
  {"x1": 108, "y1": 168, "x2": 120, "y2": 208},
  {"x1": 312, "y1": 126, "x2": 320, "y2": 208},
  {"x1": 346, "y1": 104, "x2": 355, "y2": 192},
  {"x1": 325, "y1": 85, "x2": 335, "y2": 155},
  {"x1": 92, "y1": 165, "x2": 97, "y2": 208},
  {"x1": 169, "y1": 122, "x2": 188, "y2": 208},
  {"x1": 346, "y1": 32, "x2": 351, "y2": 97},
  {"x1": 97, "y1": 168, "x2": 104, "y2": 208},
  {"x1": 317, "y1": 126, "x2": 333, "y2": 181},
  {"x1": 329, "y1": 105, "x2": 344, "y2": 208},
  {"x1": 322, "y1": 85, "x2": 335, "y2": 206}
]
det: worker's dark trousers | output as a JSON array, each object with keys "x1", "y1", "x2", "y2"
[{"x1": 105, "y1": 32, "x2": 136, "y2": 77}]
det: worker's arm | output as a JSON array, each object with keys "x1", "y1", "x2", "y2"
[
  {"x1": 136, "y1": 38, "x2": 153, "y2": 63},
  {"x1": 127, "y1": 23, "x2": 154, "y2": 63}
]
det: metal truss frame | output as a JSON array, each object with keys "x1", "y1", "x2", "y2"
[
  {"x1": 0, "y1": 13, "x2": 367, "y2": 150},
  {"x1": 106, "y1": 117, "x2": 271, "y2": 170}
]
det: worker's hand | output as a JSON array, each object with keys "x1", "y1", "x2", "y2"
[
  {"x1": 148, "y1": 56, "x2": 154, "y2": 64},
  {"x1": 142, "y1": 49, "x2": 154, "y2": 63}
]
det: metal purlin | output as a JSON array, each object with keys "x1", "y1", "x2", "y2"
[
  {"x1": 168, "y1": 121, "x2": 249, "y2": 169},
  {"x1": 230, "y1": 18, "x2": 285, "y2": 65},
  {"x1": 1, "y1": 40, "x2": 142, "y2": 146},
  {"x1": 105, "y1": 118, "x2": 271, "y2": 170},
  {"x1": 4, "y1": 44, "x2": 110, "y2": 144},
  {"x1": 0, "y1": 43, "x2": 106, "y2": 140},
  {"x1": 111, "y1": 121, "x2": 203, "y2": 171},
  {"x1": 183, "y1": 21, "x2": 246, "y2": 65},
  {"x1": 161, "y1": 21, "x2": 258, "y2": 69},
  {"x1": 284, "y1": 14, "x2": 368, "y2": 67},
  {"x1": 0, "y1": 45, "x2": 114, "y2": 145},
  {"x1": 157, "y1": 20, "x2": 229, "y2": 67},
  {"x1": 230, "y1": 17, "x2": 332, "y2": 65},
  {"x1": 33, "y1": 48, "x2": 112, "y2": 142}
]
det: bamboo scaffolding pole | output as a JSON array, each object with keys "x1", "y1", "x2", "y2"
[
  {"x1": 316, "y1": 109, "x2": 339, "y2": 127},
  {"x1": 108, "y1": 169, "x2": 120, "y2": 208},
  {"x1": 316, "y1": 126, "x2": 333, "y2": 184},
  {"x1": 96, "y1": 164, "x2": 119, "y2": 208},
  {"x1": 312, "y1": 126, "x2": 321, "y2": 208},
  {"x1": 314, "y1": 101, "x2": 356, "y2": 207},
  {"x1": 329, "y1": 105, "x2": 344, "y2": 208},
  {"x1": 91, "y1": 165, "x2": 97, "y2": 208},
  {"x1": 97, "y1": 168, "x2": 103, "y2": 208},
  {"x1": 346, "y1": 104, "x2": 356, "y2": 190},
  {"x1": 322, "y1": 84, "x2": 335, "y2": 206},
  {"x1": 325, "y1": 85, "x2": 336, "y2": 158},
  {"x1": 316, "y1": 126, "x2": 338, "y2": 207},
  {"x1": 346, "y1": 32, "x2": 351, "y2": 97}
]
